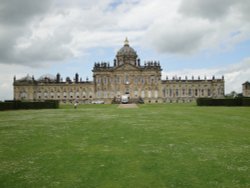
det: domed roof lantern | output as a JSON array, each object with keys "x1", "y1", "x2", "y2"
[{"x1": 124, "y1": 37, "x2": 129, "y2": 46}]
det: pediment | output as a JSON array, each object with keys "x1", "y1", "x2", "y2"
[{"x1": 114, "y1": 63, "x2": 140, "y2": 72}]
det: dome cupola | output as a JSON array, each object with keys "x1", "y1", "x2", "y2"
[{"x1": 116, "y1": 38, "x2": 138, "y2": 66}]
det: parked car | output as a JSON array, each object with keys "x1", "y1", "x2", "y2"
[
  {"x1": 92, "y1": 100, "x2": 104, "y2": 104},
  {"x1": 121, "y1": 95, "x2": 129, "y2": 104}
]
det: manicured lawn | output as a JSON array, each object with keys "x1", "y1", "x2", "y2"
[{"x1": 0, "y1": 104, "x2": 249, "y2": 188}]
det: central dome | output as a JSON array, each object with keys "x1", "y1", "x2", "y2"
[
  {"x1": 117, "y1": 38, "x2": 137, "y2": 56},
  {"x1": 116, "y1": 38, "x2": 138, "y2": 65}
]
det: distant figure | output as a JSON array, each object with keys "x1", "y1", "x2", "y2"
[{"x1": 74, "y1": 102, "x2": 78, "y2": 109}]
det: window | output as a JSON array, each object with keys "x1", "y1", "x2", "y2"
[
  {"x1": 76, "y1": 92, "x2": 80, "y2": 98},
  {"x1": 182, "y1": 89, "x2": 185, "y2": 96},
  {"x1": 195, "y1": 89, "x2": 198, "y2": 96},
  {"x1": 104, "y1": 91, "x2": 108, "y2": 98},
  {"x1": 116, "y1": 76, "x2": 120, "y2": 83},
  {"x1": 162, "y1": 89, "x2": 166, "y2": 97},
  {"x1": 134, "y1": 77, "x2": 137, "y2": 84},
  {"x1": 189, "y1": 89, "x2": 192, "y2": 96},
  {"x1": 125, "y1": 74, "x2": 129, "y2": 84},
  {"x1": 134, "y1": 91, "x2": 138, "y2": 97},
  {"x1": 154, "y1": 90, "x2": 158, "y2": 98},
  {"x1": 37, "y1": 92, "x2": 42, "y2": 99},
  {"x1": 20, "y1": 92, "x2": 27, "y2": 99},
  {"x1": 141, "y1": 90, "x2": 145, "y2": 98},
  {"x1": 82, "y1": 91, "x2": 86, "y2": 98},
  {"x1": 151, "y1": 76, "x2": 154, "y2": 84},
  {"x1": 208, "y1": 89, "x2": 211, "y2": 96},
  {"x1": 148, "y1": 90, "x2": 151, "y2": 98},
  {"x1": 89, "y1": 92, "x2": 92, "y2": 98},
  {"x1": 97, "y1": 91, "x2": 101, "y2": 98}
]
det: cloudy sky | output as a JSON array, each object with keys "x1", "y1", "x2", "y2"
[{"x1": 0, "y1": 0, "x2": 250, "y2": 100}]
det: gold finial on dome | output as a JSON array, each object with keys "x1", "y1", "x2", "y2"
[{"x1": 124, "y1": 37, "x2": 129, "y2": 46}]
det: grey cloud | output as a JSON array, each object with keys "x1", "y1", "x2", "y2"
[
  {"x1": 145, "y1": 18, "x2": 211, "y2": 55},
  {"x1": 145, "y1": 0, "x2": 250, "y2": 55},
  {"x1": 179, "y1": 0, "x2": 250, "y2": 21},
  {"x1": 0, "y1": 26, "x2": 74, "y2": 66},
  {"x1": 0, "y1": 0, "x2": 52, "y2": 25},
  {"x1": 15, "y1": 30, "x2": 74, "y2": 65},
  {"x1": 0, "y1": 0, "x2": 74, "y2": 66},
  {"x1": 237, "y1": 2, "x2": 250, "y2": 21},
  {"x1": 179, "y1": 0, "x2": 237, "y2": 20},
  {"x1": 152, "y1": 30, "x2": 204, "y2": 54},
  {"x1": 0, "y1": 0, "x2": 116, "y2": 67},
  {"x1": 0, "y1": 26, "x2": 25, "y2": 62}
]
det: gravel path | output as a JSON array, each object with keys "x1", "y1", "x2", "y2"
[{"x1": 118, "y1": 104, "x2": 138, "y2": 108}]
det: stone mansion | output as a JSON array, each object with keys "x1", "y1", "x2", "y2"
[{"x1": 13, "y1": 38, "x2": 225, "y2": 103}]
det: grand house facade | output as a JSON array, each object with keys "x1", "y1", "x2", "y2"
[{"x1": 13, "y1": 38, "x2": 225, "y2": 104}]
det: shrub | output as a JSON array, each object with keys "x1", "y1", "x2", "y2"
[
  {"x1": 242, "y1": 98, "x2": 250, "y2": 106},
  {"x1": 197, "y1": 97, "x2": 250, "y2": 106},
  {"x1": 0, "y1": 100, "x2": 60, "y2": 111},
  {"x1": 0, "y1": 102, "x2": 14, "y2": 111}
]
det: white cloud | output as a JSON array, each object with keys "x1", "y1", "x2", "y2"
[{"x1": 1, "y1": 0, "x2": 250, "y2": 65}]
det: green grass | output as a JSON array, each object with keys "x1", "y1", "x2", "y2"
[{"x1": 0, "y1": 104, "x2": 249, "y2": 188}]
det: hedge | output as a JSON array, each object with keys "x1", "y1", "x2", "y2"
[
  {"x1": 242, "y1": 98, "x2": 250, "y2": 106},
  {"x1": 0, "y1": 100, "x2": 59, "y2": 111},
  {"x1": 197, "y1": 97, "x2": 250, "y2": 106}
]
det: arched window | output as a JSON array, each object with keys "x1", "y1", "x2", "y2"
[
  {"x1": 70, "y1": 92, "x2": 74, "y2": 98},
  {"x1": 148, "y1": 90, "x2": 151, "y2": 98},
  {"x1": 63, "y1": 92, "x2": 67, "y2": 98},
  {"x1": 76, "y1": 92, "x2": 80, "y2": 98},
  {"x1": 141, "y1": 90, "x2": 145, "y2": 98},
  {"x1": 134, "y1": 90, "x2": 138, "y2": 97},
  {"x1": 154, "y1": 90, "x2": 158, "y2": 98}
]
